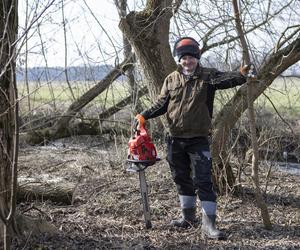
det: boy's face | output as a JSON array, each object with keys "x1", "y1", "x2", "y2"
[{"x1": 179, "y1": 55, "x2": 198, "y2": 73}]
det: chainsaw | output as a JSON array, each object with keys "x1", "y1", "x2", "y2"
[
  {"x1": 127, "y1": 122, "x2": 158, "y2": 166},
  {"x1": 126, "y1": 122, "x2": 160, "y2": 229}
]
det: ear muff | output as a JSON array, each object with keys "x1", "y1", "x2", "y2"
[{"x1": 173, "y1": 37, "x2": 200, "y2": 57}]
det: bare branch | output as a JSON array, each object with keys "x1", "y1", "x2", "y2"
[{"x1": 232, "y1": 0, "x2": 272, "y2": 229}]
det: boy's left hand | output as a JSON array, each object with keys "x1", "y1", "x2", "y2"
[{"x1": 240, "y1": 63, "x2": 257, "y2": 78}]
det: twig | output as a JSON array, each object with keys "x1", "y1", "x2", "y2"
[{"x1": 232, "y1": 0, "x2": 272, "y2": 230}]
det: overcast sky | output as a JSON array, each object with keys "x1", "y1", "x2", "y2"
[
  {"x1": 18, "y1": 0, "x2": 128, "y2": 67},
  {"x1": 18, "y1": 0, "x2": 300, "y2": 73}
]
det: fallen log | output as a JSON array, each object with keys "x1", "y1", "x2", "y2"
[{"x1": 17, "y1": 176, "x2": 75, "y2": 205}]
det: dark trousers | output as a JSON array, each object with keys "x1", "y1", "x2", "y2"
[{"x1": 166, "y1": 136, "x2": 216, "y2": 202}]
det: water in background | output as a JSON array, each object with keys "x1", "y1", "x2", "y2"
[{"x1": 272, "y1": 161, "x2": 300, "y2": 175}]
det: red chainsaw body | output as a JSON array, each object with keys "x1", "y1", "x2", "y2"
[{"x1": 128, "y1": 124, "x2": 157, "y2": 165}]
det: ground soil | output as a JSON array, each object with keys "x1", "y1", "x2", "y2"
[{"x1": 11, "y1": 135, "x2": 300, "y2": 249}]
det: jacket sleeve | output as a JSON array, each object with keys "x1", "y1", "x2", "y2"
[
  {"x1": 209, "y1": 69, "x2": 246, "y2": 90},
  {"x1": 141, "y1": 78, "x2": 170, "y2": 120}
]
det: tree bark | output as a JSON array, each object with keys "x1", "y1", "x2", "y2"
[
  {"x1": 119, "y1": 0, "x2": 177, "y2": 97},
  {"x1": 51, "y1": 55, "x2": 134, "y2": 135},
  {"x1": 0, "y1": 0, "x2": 19, "y2": 248}
]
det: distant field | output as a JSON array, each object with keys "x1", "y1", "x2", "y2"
[
  {"x1": 260, "y1": 77, "x2": 300, "y2": 116},
  {"x1": 214, "y1": 77, "x2": 300, "y2": 118},
  {"x1": 17, "y1": 77, "x2": 300, "y2": 118},
  {"x1": 17, "y1": 79, "x2": 130, "y2": 113}
]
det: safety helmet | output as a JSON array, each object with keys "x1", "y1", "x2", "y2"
[{"x1": 173, "y1": 37, "x2": 200, "y2": 61}]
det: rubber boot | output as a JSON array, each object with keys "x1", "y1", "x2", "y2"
[
  {"x1": 171, "y1": 207, "x2": 198, "y2": 228},
  {"x1": 201, "y1": 201, "x2": 225, "y2": 239},
  {"x1": 201, "y1": 213, "x2": 225, "y2": 239}
]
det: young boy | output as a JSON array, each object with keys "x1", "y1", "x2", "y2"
[{"x1": 134, "y1": 37, "x2": 251, "y2": 239}]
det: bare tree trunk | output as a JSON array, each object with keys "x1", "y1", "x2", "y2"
[
  {"x1": 118, "y1": 0, "x2": 181, "y2": 138},
  {"x1": 119, "y1": 0, "x2": 178, "y2": 96},
  {"x1": 232, "y1": 0, "x2": 272, "y2": 229},
  {"x1": 0, "y1": 0, "x2": 19, "y2": 248},
  {"x1": 50, "y1": 55, "x2": 134, "y2": 135}
]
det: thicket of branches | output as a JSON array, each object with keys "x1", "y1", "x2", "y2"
[{"x1": 1, "y1": 0, "x2": 300, "y2": 248}]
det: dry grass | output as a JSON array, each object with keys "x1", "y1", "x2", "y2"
[{"x1": 13, "y1": 135, "x2": 300, "y2": 249}]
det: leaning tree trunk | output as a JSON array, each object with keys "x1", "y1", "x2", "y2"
[
  {"x1": 211, "y1": 37, "x2": 300, "y2": 186},
  {"x1": 50, "y1": 55, "x2": 134, "y2": 136},
  {"x1": 0, "y1": 0, "x2": 19, "y2": 248},
  {"x1": 26, "y1": 55, "x2": 134, "y2": 144}
]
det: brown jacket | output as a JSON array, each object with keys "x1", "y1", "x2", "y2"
[{"x1": 141, "y1": 64, "x2": 246, "y2": 138}]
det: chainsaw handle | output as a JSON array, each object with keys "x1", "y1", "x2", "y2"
[
  {"x1": 132, "y1": 115, "x2": 146, "y2": 134},
  {"x1": 135, "y1": 114, "x2": 145, "y2": 125},
  {"x1": 132, "y1": 121, "x2": 147, "y2": 136},
  {"x1": 134, "y1": 114, "x2": 145, "y2": 131}
]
